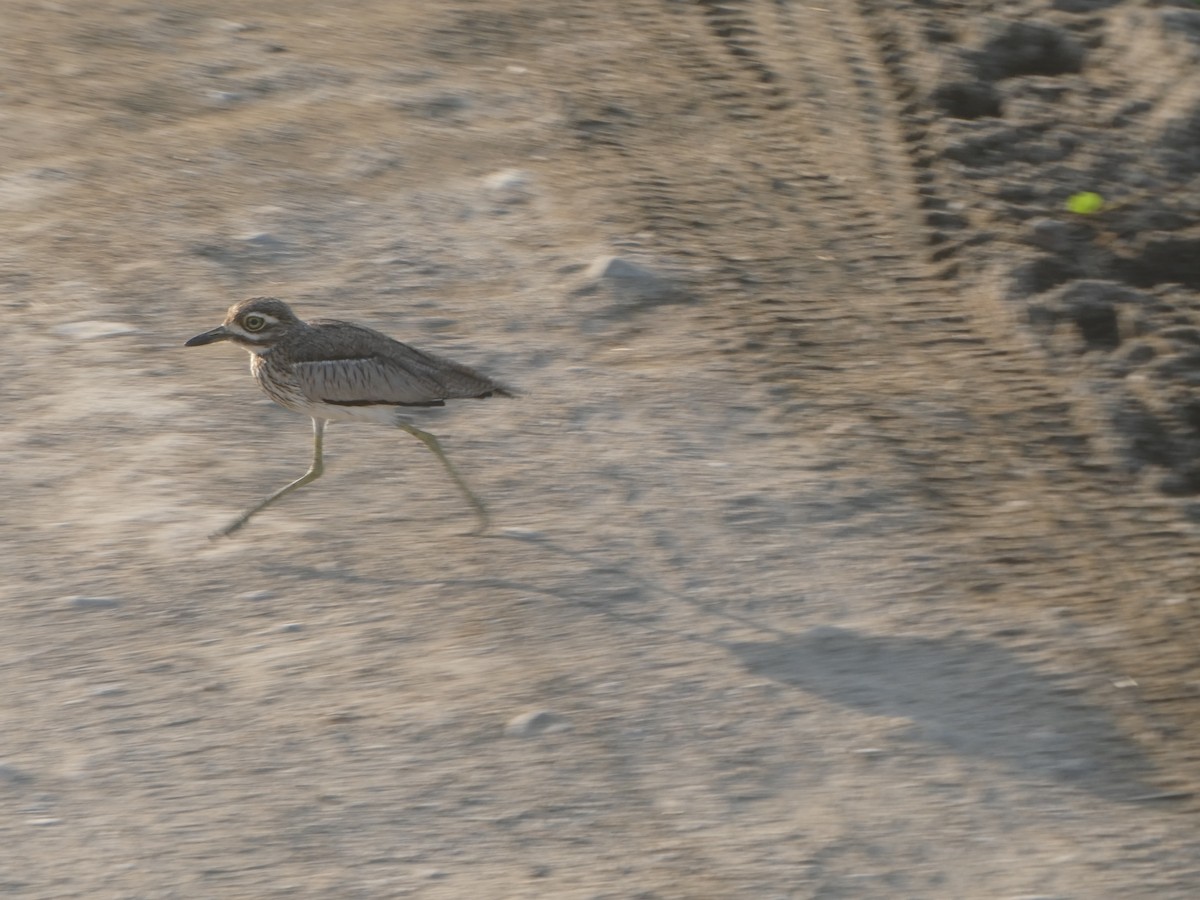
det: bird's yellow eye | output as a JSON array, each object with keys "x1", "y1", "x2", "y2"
[{"x1": 243, "y1": 314, "x2": 267, "y2": 332}]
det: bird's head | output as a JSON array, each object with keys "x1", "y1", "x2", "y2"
[{"x1": 185, "y1": 297, "x2": 303, "y2": 354}]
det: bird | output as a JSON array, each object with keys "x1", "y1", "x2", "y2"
[{"x1": 185, "y1": 296, "x2": 514, "y2": 538}]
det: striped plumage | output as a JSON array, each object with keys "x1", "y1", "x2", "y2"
[{"x1": 185, "y1": 297, "x2": 514, "y2": 537}]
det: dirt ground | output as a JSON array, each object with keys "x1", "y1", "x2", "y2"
[{"x1": 4, "y1": 0, "x2": 1200, "y2": 897}]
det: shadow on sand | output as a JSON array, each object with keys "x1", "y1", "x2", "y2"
[{"x1": 727, "y1": 626, "x2": 1168, "y2": 803}]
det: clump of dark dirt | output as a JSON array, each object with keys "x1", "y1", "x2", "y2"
[{"x1": 912, "y1": 3, "x2": 1200, "y2": 496}]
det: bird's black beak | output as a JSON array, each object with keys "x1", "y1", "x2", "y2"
[{"x1": 185, "y1": 325, "x2": 231, "y2": 347}]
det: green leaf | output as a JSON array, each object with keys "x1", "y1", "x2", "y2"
[{"x1": 1066, "y1": 191, "x2": 1105, "y2": 214}]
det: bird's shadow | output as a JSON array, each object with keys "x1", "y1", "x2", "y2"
[
  {"x1": 727, "y1": 626, "x2": 1166, "y2": 803},
  {"x1": 265, "y1": 533, "x2": 1173, "y2": 804}
]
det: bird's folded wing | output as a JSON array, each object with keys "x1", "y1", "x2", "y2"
[{"x1": 292, "y1": 355, "x2": 453, "y2": 405}]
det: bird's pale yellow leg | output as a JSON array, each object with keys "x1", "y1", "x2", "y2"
[
  {"x1": 215, "y1": 418, "x2": 327, "y2": 538},
  {"x1": 397, "y1": 422, "x2": 490, "y2": 533}
]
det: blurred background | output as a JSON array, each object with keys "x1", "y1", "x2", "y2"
[{"x1": 3, "y1": 1, "x2": 1200, "y2": 897}]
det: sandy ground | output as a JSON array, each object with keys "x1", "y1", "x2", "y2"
[{"x1": 4, "y1": 1, "x2": 1200, "y2": 897}]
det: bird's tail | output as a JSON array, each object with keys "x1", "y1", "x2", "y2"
[{"x1": 485, "y1": 383, "x2": 518, "y2": 399}]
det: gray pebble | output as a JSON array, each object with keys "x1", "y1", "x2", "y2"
[
  {"x1": 500, "y1": 527, "x2": 547, "y2": 542},
  {"x1": 580, "y1": 255, "x2": 690, "y2": 310},
  {"x1": 239, "y1": 232, "x2": 287, "y2": 252},
  {"x1": 207, "y1": 91, "x2": 245, "y2": 107},
  {"x1": 90, "y1": 684, "x2": 127, "y2": 697},
  {"x1": 505, "y1": 709, "x2": 571, "y2": 738},
  {"x1": 482, "y1": 169, "x2": 534, "y2": 204}
]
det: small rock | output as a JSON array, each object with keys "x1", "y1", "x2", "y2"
[
  {"x1": 90, "y1": 684, "x2": 127, "y2": 698},
  {"x1": 505, "y1": 709, "x2": 571, "y2": 738},
  {"x1": 1044, "y1": 280, "x2": 1145, "y2": 351},
  {"x1": 975, "y1": 20, "x2": 1084, "y2": 80},
  {"x1": 928, "y1": 80, "x2": 1002, "y2": 120},
  {"x1": 580, "y1": 255, "x2": 688, "y2": 310},
  {"x1": 239, "y1": 232, "x2": 287, "y2": 252},
  {"x1": 207, "y1": 91, "x2": 245, "y2": 107},
  {"x1": 52, "y1": 322, "x2": 137, "y2": 340},
  {"x1": 500, "y1": 527, "x2": 547, "y2": 542},
  {"x1": 278, "y1": 623, "x2": 304, "y2": 633},
  {"x1": 239, "y1": 590, "x2": 276, "y2": 602},
  {"x1": 482, "y1": 169, "x2": 534, "y2": 205},
  {"x1": 66, "y1": 596, "x2": 121, "y2": 610}
]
